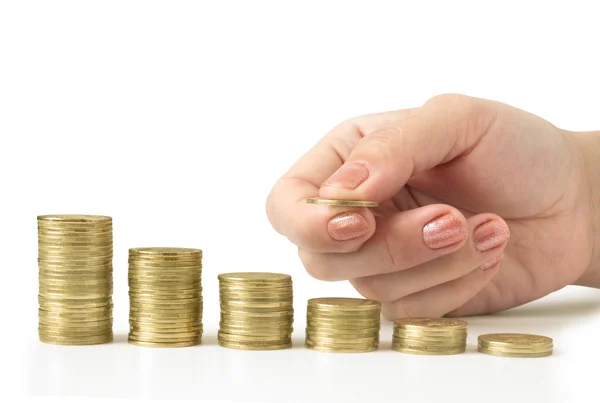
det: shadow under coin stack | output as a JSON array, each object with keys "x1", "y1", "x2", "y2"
[
  {"x1": 305, "y1": 298, "x2": 381, "y2": 353},
  {"x1": 37, "y1": 215, "x2": 114, "y2": 345},
  {"x1": 392, "y1": 318, "x2": 467, "y2": 355},
  {"x1": 218, "y1": 272, "x2": 294, "y2": 350},
  {"x1": 478, "y1": 333, "x2": 553, "y2": 358},
  {"x1": 128, "y1": 247, "x2": 203, "y2": 347}
]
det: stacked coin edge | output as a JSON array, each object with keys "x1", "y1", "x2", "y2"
[
  {"x1": 37, "y1": 214, "x2": 114, "y2": 345},
  {"x1": 305, "y1": 297, "x2": 381, "y2": 353},
  {"x1": 218, "y1": 272, "x2": 294, "y2": 350},
  {"x1": 478, "y1": 333, "x2": 553, "y2": 358},
  {"x1": 392, "y1": 318, "x2": 468, "y2": 355},
  {"x1": 128, "y1": 247, "x2": 203, "y2": 348}
]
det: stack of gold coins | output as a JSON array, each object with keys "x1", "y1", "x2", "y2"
[
  {"x1": 392, "y1": 318, "x2": 467, "y2": 355},
  {"x1": 128, "y1": 247, "x2": 203, "y2": 348},
  {"x1": 305, "y1": 298, "x2": 381, "y2": 353},
  {"x1": 218, "y1": 272, "x2": 293, "y2": 350},
  {"x1": 478, "y1": 333, "x2": 553, "y2": 358},
  {"x1": 37, "y1": 215, "x2": 113, "y2": 345}
]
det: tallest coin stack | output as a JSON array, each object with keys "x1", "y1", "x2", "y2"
[{"x1": 37, "y1": 215, "x2": 114, "y2": 345}]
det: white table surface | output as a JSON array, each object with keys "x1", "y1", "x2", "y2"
[{"x1": 23, "y1": 285, "x2": 600, "y2": 402}]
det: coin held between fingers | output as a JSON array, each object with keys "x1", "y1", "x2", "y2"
[{"x1": 305, "y1": 198, "x2": 379, "y2": 207}]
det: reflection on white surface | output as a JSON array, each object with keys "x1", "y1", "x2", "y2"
[{"x1": 27, "y1": 287, "x2": 600, "y2": 402}]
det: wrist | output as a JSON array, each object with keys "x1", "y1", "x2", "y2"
[{"x1": 567, "y1": 129, "x2": 600, "y2": 288}]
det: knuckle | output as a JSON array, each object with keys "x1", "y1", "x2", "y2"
[
  {"x1": 425, "y1": 93, "x2": 483, "y2": 126},
  {"x1": 380, "y1": 231, "x2": 402, "y2": 272},
  {"x1": 298, "y1": 249, "x2": 337, "y2": 281},
  {"x1": 359, "y1": 127, "x2": 404, "y2": 162},
  {"x1": 351, "y1": 276, "x2": 378, "y2": 301},
  {"x1": 353, "y1": 275, "x2": 397, "y2": 303},
  {"x1": 384, "y1": 301, "x2": 418, "y2": 320},
  {"x1": 425, "y1": 93, "x2": 473, "y2": 111}
]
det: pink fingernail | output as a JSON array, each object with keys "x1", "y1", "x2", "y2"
[
  {"x1": 328, "y1": 212, "x2": 370, "y2": 241},
  {"x1": 322, "y1": 162, "x2": 369, "y2": 190},
  {"x1": 473, "y1": 219, "x2": 510, "y2": 252},
  {"x1": 422, "y1": 213, "x2": 467, "y2": 249},
  {"x1": 481, "y1": 255, "x2": 503, "y2": 271}
]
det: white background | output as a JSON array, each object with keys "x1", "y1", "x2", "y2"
[{"x1": 1, "y1": 1, "x2": 600, "y2": 402}]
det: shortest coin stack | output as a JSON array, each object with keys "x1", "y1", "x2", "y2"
[
  {"x1": 478, "y1": 333, "x2": 553, "y2": 358},
  {"x1": 392, "y1": 318, "x2": 467, "y2": 355},
  {"x1": 128, "y1": 247, "x2": 203, "y2": 348},
  {"x1": 218, "y1": 272, "x2": 294, "y2": 350},
  {"x1": 305, "y1": 298, "x2": 381, "y2": 353}
]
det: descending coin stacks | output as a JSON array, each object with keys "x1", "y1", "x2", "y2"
[
  {"x1": 218, "y1": 272, "x2": 294, "y2": 350},
  {"x1": 37, "y1": 215, "x2": 114, "y2": 345},
  {"x1": 305, "y1": 298, "x2": 381, "y2": 353},
  {"x1": 478, "y1": 333, "x2": 553, "y2": 358},
  {"x1": 392, "y1": 318, "x2": 467, "y2": 355},
  {"x1": 128, "y1": 247, "x2": 203, "y2": 347}
]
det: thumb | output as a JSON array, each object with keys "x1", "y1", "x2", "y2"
[{"x1": 319, "y1": 94, "x2": 499, "y2": 201}]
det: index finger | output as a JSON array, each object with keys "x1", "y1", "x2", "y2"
[{"x1": 266, "y1": 108, "x2": 416, "y2": 253}]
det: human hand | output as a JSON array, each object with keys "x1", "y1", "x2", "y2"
[{"x1": 266, "y1": 94, "x2": 598, "y2": 319}]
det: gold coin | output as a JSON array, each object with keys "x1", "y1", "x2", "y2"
[
  {"x1": 308, "y1": 297, "x2": 381, "y2": 311},
  {"x1": 392, "y1": 338, "x2": 466, "y2": 349},
  {"x1": 220, "y1": 301, "x2": 293, "y2": 309},
  {"x1": 394, "y1": 317, "x2": 467, "y2": 331},
  {"x1": 129, "y1": 313, "x2": 200, "y2": 321},
  {"x1": 130, "y1": 318, "x2": 201, "y2": 327},
  {"x1": 392, "y1": 346, "x2": 466, "y2": 355},
  {"x1": 218, "y1": 272, "x2": 291, "y2": 282},
  {"x1": 128, "y1": 334, "x2": 201, "y2": 344},
  {"x1": 38, "y1": 263, "x2": 113, "y2": 270},
  {"x1": 477, "y1": 348, "x2": 552, "y2": 358},
  {"x1": 393, "y1": 335, "x2": 467, "y2": 345},
  {"x1": 129, "y1": 247, "x2": 202, "y2": 256},
  {"x1": 306, "y1": 328, "x2": 380, "y2": 338},
  {"x1": 128, "y1": 339, "x2": 200, "y2": 348},
  {"x1": 39, "y1": 333, "x2": 113, "y2": 345},
  {"x1": 217, "y1": 339, "x2": 292, "y2": 351},
  {"x1": 394, "y1": 327, "x2": 467, "y2": 336},
  {"x1": 130, "y1": 324, "x2": 203, "y2": 333},
  {"x1": 305, "y1": 198, "x2": 379, "y2": 208},
  {"x1": 477, "y1": 333, "x2": 553, "y2": 347},
  {"x1": 219, "y1": 288, "x2": 292, "y2": 296},
  {"x1": 38, "y1": 214, "x2": 112, "y2": 222},
  {"x1": 218, "y1": 330, "x2": 290, "y2": 342},
  {"x1": 306, "y1": 334, "x2": 378, "y2": 344},
  {"x1": 305, "y1": 342, "x2": 377, "y2": 353},
  {"x1": 220, "y1": 316, "x2": 292, "y2": 325},
  {"x1": 128, "y1": 273, "x2": 201, "y2": 280},
  {"x1": 129, "y1": 330, "x2": 200, "y2": 339}
]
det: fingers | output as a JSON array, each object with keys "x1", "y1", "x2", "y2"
[
  {"x1": 380, "y1": 256, "x2": 503, "y2": 319},
  {"x1": 299, "y1": 204, "x2": 471, "y2": 281},
  {"x1": 266, "y1": 108, "x2": 415, "y2": 252},
  {"x1": 349, "y1": 214, "x2": 510, "y2": 301},
  {"x1": 319, "y1": 94, "x2": 499, "y2": 202}
]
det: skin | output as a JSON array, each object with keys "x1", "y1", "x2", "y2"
[{"x1": 266, "y1": 94, "x2": 600, "y2": 320}]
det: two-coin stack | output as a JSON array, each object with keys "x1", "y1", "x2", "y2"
[
  {"x1": 478, "y1": 333, "x2": 553, "y2": 358},
  {"x1": 218, "y1": 272, "x2": 294, "y2": 350},
  {"x1": 37, "y1": 215, "x2": 114, "y2": 345},
  {"x1": 305, "y1": 298, "x2": 381, "y2": 353},
  {"x1": 128, "y1": 247, "x2": 203, "y2": 347},
  {"x1": 392, "y1": 318, "x2": 467, "y2": 355}
]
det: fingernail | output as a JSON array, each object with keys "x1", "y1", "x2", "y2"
[
  {"x1": 423, "y1": 213, "x2": 467, "y2": 249},
  {"x1": 480, "y1": 255, "x2": 503, "y2": 271},
  {"x1": 322, "y1": 162, "x2": 369, "y2": 190},
  {"x1": 473, "y1": 219, "x2": 510, "y2": 252},
  {"x1": 328, "y1": 212, "x2": 370, "y2": 241}
]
